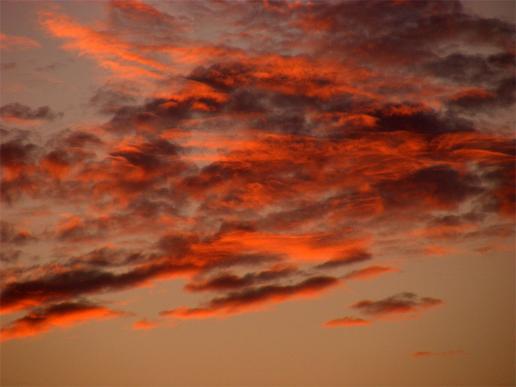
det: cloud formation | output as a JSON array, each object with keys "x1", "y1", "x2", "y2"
[
  {"x1": 162, "y1": 276, "x2": 339, "y2": 319},
  {"x1": 0, "y1": 102, "x2": 63, "y2": 124},
  {"x1": 342, "y1": 266, "x2": 396, "y2": 281},
  {"x1": 412, "y1": 350, "x2": 465, "y2": 358},
  {"x1": 1, "y1": 0, "x2": 514, "y2": 340},
  {"x1": 0, "y1": 33, "x2": 40, "y2": 49},
  {"x1": 352, "y1": 292, "x2": 443, "y2": 317},
  {"x1": 0, "y1": 301, "x2": 122, "y2": 342},
  {"x1": 324, "y1": 317, "x2": 370, "y2": 328}
]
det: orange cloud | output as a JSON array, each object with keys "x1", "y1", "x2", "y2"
[
  {"x1": 1, "y1": 0, "x2": 514, "y2": 336},
  {"x1": 343, "y1": 266, "x2": 397, "y2": 281},
  {"x1": 194, "y1": 230, "x2": 369, "y2": 263},
  {"x1": 324, "y1": 316, "x2": 370, "y2": 327},
  {"x1": 0, "y1": 32, "x2": 40, "y2": 49},
  {"x1": 413, "y1": 350, "x2": 464, "y2": 358},
  {"x1": 162, "y1": 276, "x2": 340, "y2": 319},
  {"x1": 39, "y1": 10, "x2": 166, "y2": 79},
  {"x1": 132, "y1": 319, "x2": 158, "y2": 331},
  {"x1": 0, "y1": 302, "x2": 123, "y2": 342}
]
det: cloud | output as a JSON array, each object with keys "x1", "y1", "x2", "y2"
[
  {"x1": 412, "y1": 350, "x2": 464, "y2": 358},
  {"x1": 352, "y1": 292, "x2": 443, "y2": 317},
  {"x1": 0, "y1": 103, "x2": 63, "y2": 124},
  {"x1": 294, "y1": 0, "x2": 514, "y2": 65},
  {"x1": 424, "y1": 52, "x2": 512, "y2": 86},
  {"x1": 89, "y1": 84, "x2": 138, "y2": 114},
  {"x1": 342, "y1": 266, "x2": 396, "y2": 281},
  {"x1": 0, "y1": 33, "x2": 40, "y2": 49},
  {"x1": 0, "y1": 0, "x2": 513, "y2": 340},
  {"x1": 185, "y1": 265, "x2": 298, "y2": 292},
  {"x1": 324, "y1": 316, "x2": 370, "y2": 328},
  {"x1": 323, "y1": 292, "x2": 443, "y2": 327},
  {"x1": 316, "y1": 250, "x2": 372, "y2": 270},
  {"x1": 1, "y1": 62, "x2": 16, "y2": 70},
  {"x1": 0, "y1": 301, "x2": 123, "y2": 341},
  {"x1": 0, "y1": 221, "x2": 36, "y2": 245},
  {"x1": 132, "y1": 319, "x2": 158, "y2": 331},
  {"x1": 162, "y1": 276, "x2": 339, "y2": 319},
  {"x1": 448, "y1": 77, "x2": 516, "y2": 111},
  {"x1": 376, "y1": 165, "x2": 482, "y2": 210},
  {"x1": 109, "y1": 0, "x2": 189, "y2": 43},
  {"x1": 0, "y1": 260, "x2": 196, "y2": 313},
  {"x1": 39, "y1": 9, "x2": 167, "y2": 79},
  {"x1": 0, "y1": 138, "x2": 37, "y2": 169},
  {"x1": 110, "y1": 138, "x2": 181, "y2": 171},
  {"x1": 0, "y1": 249, "x2": 22, "y2": 264},
  {"x1": 0, "y1": 138, "x2": 41, "y2": 202}
]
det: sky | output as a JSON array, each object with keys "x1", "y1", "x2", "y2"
[{"x1": 0, "y1": 0, "x2": 514, "y2": 386}]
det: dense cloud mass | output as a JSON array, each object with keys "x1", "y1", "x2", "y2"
[{"x1": 0, "y1": 0, "x2": 514, "y2": 342}]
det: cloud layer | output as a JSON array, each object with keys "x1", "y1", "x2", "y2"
[{"x1": 1, "y1": 0, "x2": 514, "y2": 341}]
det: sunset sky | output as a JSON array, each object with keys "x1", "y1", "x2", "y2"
[{"x1": 0, "y1": 0, "x2": 515, "y2": 385}]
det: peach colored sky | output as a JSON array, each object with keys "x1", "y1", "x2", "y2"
[{"x1": 0, "y1": 1, "x2": 514, "y2": 385}]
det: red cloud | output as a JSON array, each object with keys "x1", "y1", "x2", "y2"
[
  {"x1": 342, "y1": 265, "x2": 397, "y2": 281},
  {"x1": 39, "y1": 10, "x2": 166, "y2": 79},
  {"x1": 412, "y1": 350, "x2": 464, "y2": 358},
  {"x1": 162, "y1": 276, "x2": 340, "y2": 319},
  {"x1": 185, "y1": 265, "x2": 298, "y2": 292},
  {"x1": 132, "y1": 319, "x2": 158, "y2": 331},
  {"x1": 0, "y1": 301, "x2": 123, "y2": 342},
  {"x1": 324, "y1": 317, "x2": 370, "y2": 327},
  {"x1": 0, "y1": 33, "x2": 40, "y2": 49}
]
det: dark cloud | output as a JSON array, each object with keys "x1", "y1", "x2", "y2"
[
  {"x1": 316, "y1": 250, "x2": 371, "y2": 270},
  {"x1": 371, "y1": 104, "x2": 473, "y2": 136},
  {"x1": 62, "y1": 130, "x2": 102, "y2": 148},
  {"x1": 297, "y1": 0, "x2": 514, "y2": 65},
  {"x1": 0, "y1": 249, "x2": 22, "y2": 263},
  {"x1": 157, "y1": 234, "x2": 193, "y2": 258},
  {"x1": 352, "y1": 292, "x2": 442, "y2": 316},
  {"x1": 185, "y1": 266, "x2": 298, "y2": 292},
  {"x1": 449, "y1": 77, "x2": 516, "y2": 111},
  {"x1": 105, "y1": 97, "x2": 194, "y2": 134},
  {"x1": 0, "y1": 102, "x2": 63, "y2": 122},
  {"x1": 1, "y1": 0, "x2": 514, "y2": 342},
  {"x1": 424, "y1": 53, "x2": 510, "y2": 85},
  {"x1": 162, "y1": 275, "x2": 339, "y2": 318},
  {"x1": 0, "y1": 221, "x2": 36, "y2": 244},
  {"x1": 69, "y1": 247, "x2": 139, "y2": 268},
  {"x1": 0, "y1": 260, "x2": 195, "y2": 312},
  {"x1": 377, "y1": 165, "x2": 482, "y2": 210},
  {"x1": 110, "y1": 138, "x2": 180, "y2": 171},
  {"x1": 1, "y1": 62, "x2": 16, "y2": 70},
  {"x1": 201, "y1": 252, "x2": 284, "y2": 272},
  {"x1": 109, "y1": 0, "x2": 189, "y2": 44},
  {"x1": 479, "y1": 161, "x2": 516, "y2": 217},
  {"x1": 0, "y1": 301, "x2": 124, "y2": 341},
  {"x1": 0, "y1": 138, "x2": 41, "y2": 203},
  {"x1": 89, "y1": 84, "x2": 138, "y2": 114},
  {"x1": 0, "y1": 138, "x2": 37, "y2": 167},
  {"x1": 189, "y1": 62, "x2": 253, "y2": 92}
]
